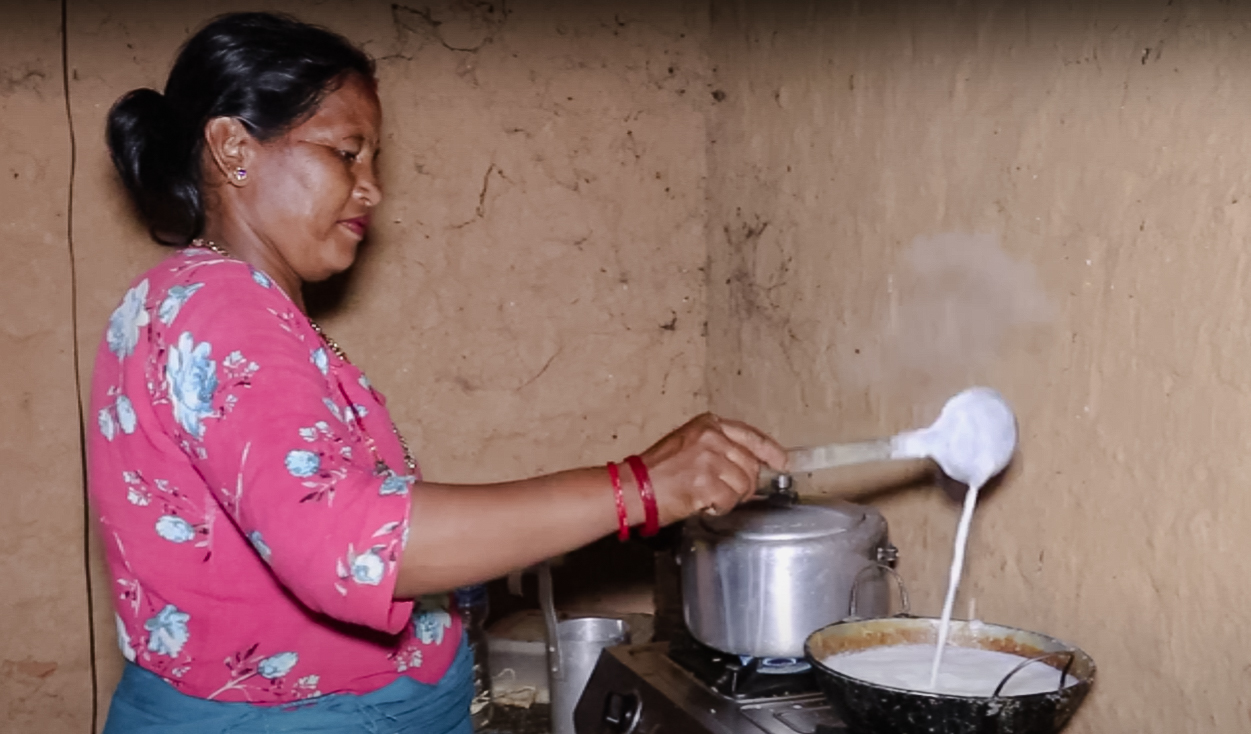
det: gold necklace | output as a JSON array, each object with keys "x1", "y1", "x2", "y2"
[
  {"x1": 194, "y1": 238, "x2": 231, "y2": 258},
  {"x1": 190, "y1": 238, "x2": 417, "y2": 474},
  {"x1": 307, "y1": 320, "x2": 348, "y2": 362}
]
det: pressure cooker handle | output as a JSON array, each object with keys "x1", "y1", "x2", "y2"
[{"x1": 847, "y1": 561, "x2": 911, "y2": 619}]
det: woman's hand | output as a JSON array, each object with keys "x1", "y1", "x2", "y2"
[{"x1": 639, "y1": 413, "x2": 787, "y2": 524}]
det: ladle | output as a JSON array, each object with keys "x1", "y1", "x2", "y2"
[{"x1": 759, "y1": 387, "x2": 1017, "y2": 497}]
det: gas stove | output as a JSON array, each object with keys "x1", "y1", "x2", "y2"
[
  {"x1": 574, "y1": 639, "x2": 845, "y2": 734},
  {"x1": 665, "y1": 632, "x2": 820, "y2": 700}
]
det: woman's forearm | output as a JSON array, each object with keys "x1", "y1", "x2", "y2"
[{"x1": 393, "y1": 467, "x2": 640, "y2": 598}]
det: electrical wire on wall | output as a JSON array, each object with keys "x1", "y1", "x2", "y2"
[{"x1": 60, "y1": 0, "x2": 101, "y2": 730}]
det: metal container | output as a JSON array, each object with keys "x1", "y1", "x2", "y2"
[
  {"x1": 549, "y1": 617, "x2": 629, "y2": 734},
  {"x1": 537, "y1": 562, "x2": 631, "y2": 734},
  {"x1": 806, "y1": 617, "x2": 1096, "y2": 734},
  {"x1": 678, "y1": 494, "x2": 894, "y2": 658}
]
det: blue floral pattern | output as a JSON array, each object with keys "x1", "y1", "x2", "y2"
[
  {"x1": 414, "y1": 603, "x2": 453, "y2": 645},
  {"x1": 257, "y1": 651, "x2": 299, "y2": 679},
  {"x1": 288, "y1": 418, "x2": 356, "y2": 504},
  {"x1": 116, "y1": 613, "x2": 137, "y2": 663},
  {"x1": 348, "y1": 545, "x2": 385, "y2": 586},
  {"x1": 115, "y1": 395, "x2": 137, "y2": 434},
  {"x1": 167, "y1": 332, "x2": 218, "y2": 439},
  {"x1": 297, "y1": 421, "x2": 332, "y2": 442},
  {"x1": 99, "y1": 407, "x2": 117, "y2": 441},
  {"x1": 311, "y1": 347, "x2": 329, "y2": 375},
  {"x1": 158, "y1": 283, "x2": 205, "y2": 325},
  {"x1": 107, "y1": 279, "x2": 150, "y2": 358},
  {"x1": 145, "y1": 604, "x2": 191, "y2": 658},
  {"x1": 379, "y1": 470, "x2": 414, "y2": 496},
  {"x1": 155, "y1": 515, "x2": 196, "y2": 543},
  {"x1": 285, "y1": 450, "x2": 320, "y2": 477},
  {"x1": 98, "y1": 392, "x2": 138, "y2": 441}
]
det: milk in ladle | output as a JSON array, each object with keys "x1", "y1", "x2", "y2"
[{"x1": 889, "y1": 386, "x2": 1018, "y2": 491}]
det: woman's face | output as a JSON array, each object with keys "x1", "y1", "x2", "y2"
[{"x1": 236, "y1": 73, "x2": 383, "y2": 283}]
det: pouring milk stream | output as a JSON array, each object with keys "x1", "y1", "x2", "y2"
[{"x1": 888, "y1": 387, "x2": 1018, "y2": 690}]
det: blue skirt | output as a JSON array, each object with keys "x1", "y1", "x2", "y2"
[{"x1": 103, "y1": 639, "x2": 473, "y2": 734}]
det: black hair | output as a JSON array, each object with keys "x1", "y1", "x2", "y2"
[{"x1": 106, "y1": 12, "x2": 375, "y2": 246}]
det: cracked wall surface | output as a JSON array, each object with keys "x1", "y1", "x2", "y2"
[{"x1": 706, "y1": 1, "x2": 1251, "y2": 731}]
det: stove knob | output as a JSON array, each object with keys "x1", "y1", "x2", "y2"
[{"x1": 601, "y1": 691, "x2": 642, "y2": 734}]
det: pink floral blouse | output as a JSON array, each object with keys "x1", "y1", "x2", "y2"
[{"x1": 88, "y1": 247, "x2": 462, "y2": 703}]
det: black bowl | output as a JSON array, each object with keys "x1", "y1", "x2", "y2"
[{"x1": 805, "y1": 617, "x2": 1095, "y2": 734}]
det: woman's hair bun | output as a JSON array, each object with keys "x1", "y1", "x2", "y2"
[{"x1": 107, "y1": 88, "x2": 200, "y2": 245}]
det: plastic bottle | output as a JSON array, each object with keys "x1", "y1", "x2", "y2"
[{"x1": 457, "y1": 583, "x2": 494, "y2": 730}]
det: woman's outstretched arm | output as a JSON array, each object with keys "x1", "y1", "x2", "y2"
[{"x1": 394, "y1": 414, "x2": 786, "y2": 598}]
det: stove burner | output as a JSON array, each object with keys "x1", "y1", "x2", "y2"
[
  {"x1": 756, "y1": 657, "x2": 812, "y2": 675},
  {"x1": 667, "y1": 632, "x2": 819, "y2": 699}
]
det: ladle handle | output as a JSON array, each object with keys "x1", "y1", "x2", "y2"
[{"x1": 759, "y1": 439, "x2": 895, "y2": 486}]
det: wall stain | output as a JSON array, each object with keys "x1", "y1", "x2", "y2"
[
  {"x1": 724, "y1": 217, "x2": 787, "y2": 322},
  {"x1": 519, "y1": 347, "x2": 562, "y2": 390},
  {"x1": 0, "y1": 64, "x2": 48, "y2": 97},
  {"x1": 451, "y1": 163, "x2": 500, "y2": 228},
  {"x1": 391, "y1": 1, "x2": 509, "y2": 54},
  {"x1": 1, "y1": 658, "x2": 59, "y2": 680}
]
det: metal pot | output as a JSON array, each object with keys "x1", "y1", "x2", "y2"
[
  {"x1": 806, "y1": 617, "x2": 1096, "y2": 734},
  {"x1": 677, "y1": 484, "x2": 896, "y2": 658}
]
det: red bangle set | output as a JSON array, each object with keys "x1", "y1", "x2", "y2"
[{"x1": 606, "y1": 455, "x2": 660, "y2": 541}]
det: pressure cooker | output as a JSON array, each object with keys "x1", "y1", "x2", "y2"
[{"x1": 676, "y1": 477, "x2": 896, "y2": 658}]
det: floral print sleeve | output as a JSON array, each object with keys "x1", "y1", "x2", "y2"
[
  {"x1": 88, "y1": 249, "x2": 462, "y2": 703},
  {"x1": 158, "y1": 265, "x2": 413, "y2": 631}
]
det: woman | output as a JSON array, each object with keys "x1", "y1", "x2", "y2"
[{"x1": 91, "y1": 11, "x2": 785, "y2": 733}]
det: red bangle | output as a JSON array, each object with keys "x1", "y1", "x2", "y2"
[
  {"x1": 607, "y1": 462, "x2": 630, "y2": 541},
  {"x1": 624, "y1": 455, "x2": 659, "y2": 537}
]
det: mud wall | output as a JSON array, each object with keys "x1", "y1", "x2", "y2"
[{"x1": 705, "y1": 1, "x2": 1251, "y2": 730}]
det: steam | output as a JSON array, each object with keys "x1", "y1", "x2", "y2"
[{"x1": 838, "y1": 233, "x2": 1054, "y2": 403}]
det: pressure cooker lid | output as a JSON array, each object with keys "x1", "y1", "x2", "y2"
[{"x1": 698, "y1": 501, "x2": 866, "y2": 541}]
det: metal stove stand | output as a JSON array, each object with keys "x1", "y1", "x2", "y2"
[{"x1": 575, "y1": 642, "x2": 846, "y2": 734}]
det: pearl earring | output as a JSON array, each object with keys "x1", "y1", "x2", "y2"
[{"x1": 234, "y1": 167, "x2": 248, "y2": 182}]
